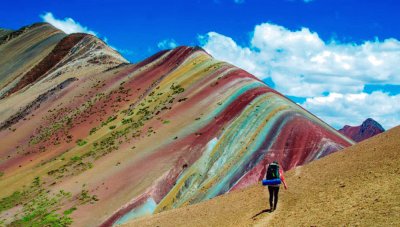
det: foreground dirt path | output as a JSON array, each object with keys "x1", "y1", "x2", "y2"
[
  {"x1": 266, "y1": 125, "x2": 400, "y2": 226},
  {"x1": 125, "y1": 126, "x2": 400, "y2": 226}
]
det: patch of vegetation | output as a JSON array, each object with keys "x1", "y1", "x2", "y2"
[
  {"x1": 122, "y1": 118, "x2": 133, "y2": 125},
  {"x1": 47, "y1": 159, "x2": 94, "y2": 178},
  {"x1": 70, "y1": 156, "x2": 81, "y2": 162},
  {"x1": 0, "y1": 177, "x2": 76, "y2": 226},
  {"x1": 63, "y1": 207, "x2": 77, "y2": 215},
  {"x1": 10, "y1": 189, "x2": 74, "y2": 226},
  {"x1": 170, "y1": 84, "x2": 185, "y2": 94},
  {"x1": 28, "y1": 91, "x2": 109, "y2": 148},
  {"x1": 0, "y1": 177, "x2": 39, "y2": 213},
  {"x1": 29, "y1": 113, "x2": 75, "y2": 146},
  {"x1": 89, "y1": 127, "x2": 97, "y2": 135},
  {"x1": 77, "y1": 190, "x2": 98, "y2": 205},
  {"x1": 109, "y1": 125, "x2": 116, "y2": 130},
  {"x1": 76, "y1": 139, "x2": 87, "y2": 146},
  {"x1": 0, "y1": 190, "x2": 24, "y2": 213},
  {"x1": 0, "y1": 177, "x2": 99, "y2": 226},
  {"x1": 46, "y1": 82, "x2": 187, "y2": 180},
  {"x1": 101, "y1": 115, "x2": 117, "y2": 127}
]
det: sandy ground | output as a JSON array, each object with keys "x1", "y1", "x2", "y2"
[{"x1": 124, "y1": 125, "x2": 400, "y2": 226}]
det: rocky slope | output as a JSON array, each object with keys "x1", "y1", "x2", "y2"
[
  {"x1": 0, "y1": 28, "x2": 13, "y2": 38},
  {"x1": 125, "y1": 125, "x2": 400, "y2": 227},
  {"x1": 339, "y1": 118, "x2": 385, "y2": 142},
  {"x1": 0, "y1": 23, "x2": 353, "y2": 226}
]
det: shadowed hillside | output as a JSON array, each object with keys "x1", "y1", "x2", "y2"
[{"x1": 124, "y1": 125, "x2": 400, "y2": 226}]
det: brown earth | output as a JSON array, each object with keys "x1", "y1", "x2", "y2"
[{"x1": 125, "y1": 125, "x2": 400, "y2": 227}]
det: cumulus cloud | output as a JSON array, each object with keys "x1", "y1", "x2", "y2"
[
  {"x1": 157, "y1": 39, "x2": 178, "y2": 49},
  {"x1": 201, "y1": 23, "x2": 400, "y2": 97},
  {"x1": 200, "y1": 22, "x2": 400, "y2": 129},
  {"x1": 302, "y1": 92, "x2": 400, "y2": 129},
  {"x1": 40, "y1": 12, "x2": 97, "y2": 35},
  {"x1": 41, "y1": 13, "x2": 134, "y2": 58}
]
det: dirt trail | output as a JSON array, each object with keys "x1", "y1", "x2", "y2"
[{"x1": 125, "y1": 126, "x2": 400, "y2": 226}]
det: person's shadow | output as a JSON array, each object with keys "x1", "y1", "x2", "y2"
[{"x1": 251, "y1": 208, "x2": 272, "y2": 219}]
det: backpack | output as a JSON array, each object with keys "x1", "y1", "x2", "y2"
[{"x1": 266, "y1": 163, "x2": 280, "y2": 180}]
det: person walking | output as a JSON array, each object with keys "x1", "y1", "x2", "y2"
[{"x1": 265, "y1": 161, "x2": 287, "y2": 212}]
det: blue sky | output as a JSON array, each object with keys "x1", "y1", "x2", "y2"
[
  {"x1": 1, "y1": 0, "x2": 400, "y2": 129},
  {"x1": 2, "y1": 0, "x2": 399, "y2": 61}
]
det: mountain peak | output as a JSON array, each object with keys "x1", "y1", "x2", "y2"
[
  {"x1": 0, "y1": 23, "x2": 127, "y2": 98},
  {"x1": 339, "y1": 118, "x2": 385, "y2": 142},
  {"x1": 362, "y1": 118, "x2": 385, "y2": 131},
  {"x1": 0, "y1": 22, "x2": 61, "y2": 46}
]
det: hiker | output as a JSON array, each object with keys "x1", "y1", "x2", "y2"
[{"x1": 265, "y1": 161, "x2": 287, "y2": 212}]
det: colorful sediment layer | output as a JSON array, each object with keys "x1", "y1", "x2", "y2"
[{"x1": 0, "y1": 23, "x2": 354, "y2": 226}]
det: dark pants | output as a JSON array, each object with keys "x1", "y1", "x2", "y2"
[{"x1": 268, "y1": 186, "x2": 280, "y2": 210}]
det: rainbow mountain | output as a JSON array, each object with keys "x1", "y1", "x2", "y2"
[{"x1": 0, "y1": 23, "x2": 354, "y2": 226}]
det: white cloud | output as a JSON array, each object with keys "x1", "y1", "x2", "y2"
[
  {"x1": 200, "y1": 23, "x2": 400, "y2": 97},
  {"x1": 200, "y1": 22, "x2": 400, "y2": 129},
  {"x1": 40, "y1": 13, "x2": 134, "y2": 58},
  {"x1": 118, "y1": 49, "x2": 135, "y2": 56},
  {"x1": 40, "y1": 12, "x2": 97, "y2": 35},
  {"x1": 157, "y1": 39, "x2": 178, "y2": 49},
  {"x1": 302, "y1": 92, "x2": 400, "y2": 130}
]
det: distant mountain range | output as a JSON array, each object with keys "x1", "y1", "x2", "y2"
[
  {"x1": 339, "y1": 118, "x2": 385, "y2": 142},
  {"x1": 0, "y1": 23, "x2": 353, "y2": 226}
]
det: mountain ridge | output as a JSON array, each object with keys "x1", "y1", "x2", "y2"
[{"x1": 0, "y1": 22, "x2": 353, "y2": 226}]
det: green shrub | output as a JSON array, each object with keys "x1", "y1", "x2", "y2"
[
  {"x1": 70, "y1": 156, "x2": 81, "y2": 162},
  {"x1": 89, "y1": 127, "x2": 97, "y2": 135},
  {"x1": 122, "y1": 118, "x2": 133, "y2": 125},
  {"x1": 76, "y1": 139, "x2": 87, "y2": 146},
  {"x1": 101, "y1": 116, "x2": 117, "y2": 126},
  {"x1": 0, "y1": 177, "x2": 86, "y2": 226}
]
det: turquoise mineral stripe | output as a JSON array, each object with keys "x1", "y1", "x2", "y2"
[
  {"x1": 208, "y1": 81, "x2": 266, "y2": 119},
  {"x1": 161, "y1": 80, "x2": 266, "y2": 145},
  {"x1": 177, "y1": 94, "x2": 282, "y2": 202},
  {"x1": 152, "y1": 93, "x2": 292, "y2": 209},
  {"x1": 199, "y1": 94, "x2": 293, "y2": 199},
  {"x1": 113, "y1": 198, "x2": 157, "y2": 226},
  {"x1": 168, "y1": 93, "x2": 291, "y2": 204}
]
